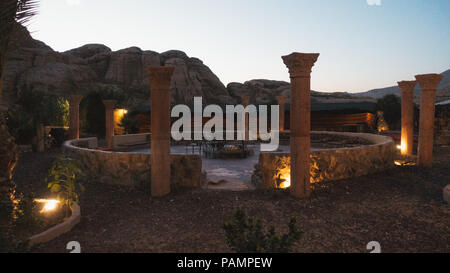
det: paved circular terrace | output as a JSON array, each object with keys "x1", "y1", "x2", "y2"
[
  {"x1": 131, "y1": 145, "x2": 311, "y2": 191},
  {"x1": 64, "y1": 132, "x2": 394, "y2": 191}
]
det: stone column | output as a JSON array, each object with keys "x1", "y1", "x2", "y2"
[
  {"x1": 415, "y1": 73, "x2": 443, "y2": 167},
  {"x1": 103, "y1": 100, "x2": 117, "y2": 150},
  {"x1": 282, "y1": 52, "x2": 319, "y2": 198},
  {"x1": 276, "y1": 96, "x2": 287, "y2": 131},
  {"x1": 146, "y1": 66, "x2": 175, "y2": 197},
  {"x1": 69, "y1": 95, "x2": 83, "y2": 139},
  {"x1": 241, "y1": 95, "x2": 250, "y2": 140},
  {"x1": 35, "y1": 122, "x2": 45, "y2": 152},
  {"x1": 398, "y1": 81, "x2": 416, "y2": 156}
]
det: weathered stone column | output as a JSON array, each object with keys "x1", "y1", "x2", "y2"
[
  {"x1": 415, "y1": 73, "x2": 443, "y2": 167},
  {"x1": 35, "y1": 122, "x2": 45, "y2": 152},
  {"x1": 398, "y1": 80, "x2": 416, "y2": 156},
  {"x1": 69, "y1": 95, "x2": 83, "y2": 139},
  {"x1": 282, "y1": 52, "x2": 319, "y2": 198},
  {"x1": 276, "y1": 96, "x2": 286, "y2": 131},
  {"x1": 241, "y1": 95, "x2": 250, "y2": 140},
  {"x1": 146, "y1": 66, "x2": 175, "y2": 197},
  {"x1": 103, "y1": 100, "x2": 117, "y2": 150}
]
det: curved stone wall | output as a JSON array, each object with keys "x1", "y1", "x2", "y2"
[
  {"x1": 253, "y1": 131, "x2": 396, "y2": 189},
  {"x1": 63, "y1": 137, "x2": 203, "y2": 188}
]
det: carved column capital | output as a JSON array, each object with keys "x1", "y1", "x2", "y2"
[
  {"x1": 102, "y1": 100, "x2": 117, "y2": 110},
  {"x1": 415, "y1": 74, "x2": 443, "y2": 91},
  {"x1": 240, "y1": 95, "x2": 251, "y2": 106},
  {"x1": 397, "y1": 80, "x2": 417, "y2": 93},
  {"x1": 146, "y1": 66, "x2": 175, "y2": 90},
  {"x1": 276, "y1": 95, "x2": 286, "y2": 105},
  {"x1": 69, "y1": 94, "x2": 83, "y2": 105},
  {"x1": 282, "y1": 52, "x2": 320, "y2": 78}
]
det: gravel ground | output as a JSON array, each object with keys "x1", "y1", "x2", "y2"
[{"x1": 13, "y1": 146, "x2": 450, "y2": 253}]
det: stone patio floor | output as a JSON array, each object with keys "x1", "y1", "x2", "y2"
[{"x1": 133, "y1": 145, "x2": 312, "y2": 191}]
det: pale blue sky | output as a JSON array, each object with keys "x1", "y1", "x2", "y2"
[{"x1": 28, "y1": 0, "x2": 449, "y2": 93}]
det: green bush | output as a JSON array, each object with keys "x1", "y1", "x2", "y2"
[
  {"x1": 0, "y1": 193, "x2": 43, "y2": 253},
  {"x1": 46, "y1": 156, "x2": 85, "y2": 217},
  {"x1": 223, "y1": 209, "x2": 302, "y2": 253},
  {"x1": 119, "y1": 113, "x2": 139, "y2": 134},
  {"x1": 14, "y1": 193, "x2": 44, "y2": 230},
  {"x1": 7, "y1": 89, "x2": 69, "y2": 144}
]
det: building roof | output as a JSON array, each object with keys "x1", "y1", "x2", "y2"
[
  {"x1": 436, "y1": 100, "x2": 450, "y2": 106},
  {"x1": 130, "y1": 101, "x2": 376, "y2": 114}
]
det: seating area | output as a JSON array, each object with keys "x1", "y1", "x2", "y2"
[{"x1": 184, "y1": 140, "x2": 253, "y2": 159}]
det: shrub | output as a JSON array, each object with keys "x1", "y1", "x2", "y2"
[
  {"x1": 119, "y1": 112, "x2": 139, "y2": 134},
  {"x1": 7, "y1": 90, "x2": 69, "y2": 144},
  {"x1": 223, "y1": 209, "x2": 302, "y2": 253},
  {"x1": 14, "y1": 193, "x2": 44, "y2": 230},
  {"x1": 46, "y1": 156, "x2": 85, "y2": 217},
  {"x1": 0, "y1": 193, "x2": 43, "y2": 253}
]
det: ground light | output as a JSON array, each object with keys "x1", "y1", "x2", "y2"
[
  {"x1": 34, "y1": 199, "x2": 61, "y2": 213},
  {"x1": 277, "y1": 167, "x2": 291, "y2": 189}
]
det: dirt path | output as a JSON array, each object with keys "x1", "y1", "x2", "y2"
[{"x1": 14, "y1": 147, "x2": 450, "y2": 253}]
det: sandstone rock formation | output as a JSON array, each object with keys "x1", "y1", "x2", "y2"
[
  {"x1": 227, "y1": 80, "x2": 291, "y2": 105},
  {"x1": 2, "y1": 25, "x2": 380, "y2": 110},
  {"x1": 227, "y1": 79, "x2": 376, "y2": 105},
  {"x1": 2, "y1": 25, "x2": 234, "y2": 109}
]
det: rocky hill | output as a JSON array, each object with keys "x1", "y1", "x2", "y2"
[
  {"x1": 353, "y1": 69, "x2": 450, "y2": 103},
  {"x1": 227, "y1": 79, "x2": 375, "y2": 105},
  {"x1": 2, "y1": 24, "x2": 376, "y2": 109},
  {"x1": 2, "y1": 24, "x2": 235, "y2": 108}
]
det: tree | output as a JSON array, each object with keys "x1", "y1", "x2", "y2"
[
  {"x1": 375, "y1": 94, "x2": 402, "y2": 131},
  {"x1": 7, "y1": 89, "x2": 69, "y2": 146},
  {"x1": 1, "y1": 0, "x2": 39, "y2": 100},
  {"x1": 0, "y1": 0, "x2": 39, "y2": 243}
]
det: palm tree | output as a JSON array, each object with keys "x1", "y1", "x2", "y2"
[
  {"x1": 1, "y1": 0, "x2": 39, "y2": 101},
  {"x1": 0, "y1": 0, "x2": 39, "y2": 210}
]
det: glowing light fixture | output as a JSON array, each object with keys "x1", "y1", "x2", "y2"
[
  {"x1": 394, "y1": 160, "x2": 416, "y2": 167},
  {"x1": 277, "y1": 167, "x2": 291, "y2": 189},
  {"x1": 35, "y1": 199, "x2": 60, "y2": 213},
  {"x1": 114, "y1": 109, "x2": 129, "y2": 135}
]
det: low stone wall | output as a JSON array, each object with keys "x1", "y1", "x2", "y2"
[
  {"x1": 63, "y1": 138, "x2": 203, "y2": 188},
  {"x1": 112, "y1": 133, "x2": 151, "y2": 151},
  {"x1": 29, "y1": 202, "x2": 81, "y2": 247},
  {"x1": 253, "y1": 132, "x2": 396, "y2": 189}
]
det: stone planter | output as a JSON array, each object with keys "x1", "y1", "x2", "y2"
[
  {"x1": 28, "y1": 202, "x2": 81, "y2": 247},
  {"x1": 253, "y1": 131, "x2": 396, "y2": 189},
  {"x1": 63, "y1": 137, "x2": 203, "y2": 188}
]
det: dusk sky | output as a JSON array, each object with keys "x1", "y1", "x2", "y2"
[{"x1": 28, "y1": 0, "x2": 449, "y2": 93}]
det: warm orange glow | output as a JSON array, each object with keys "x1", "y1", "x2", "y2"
[
  {"x1": 35, "y1": 199, "x2": 61, "y2": 213},
  {"x1": 114, "y1": 109, "x2": 128, "y2": 135},
  {"x1": 399, "y1": 137, "x2": 409, "y2": 155},
  {"x1": 394, "y1": 160, "x2": 416, "y2": 167},
  {"x1": 278, "y1": 167, "x2": 291, "y2": 189}
]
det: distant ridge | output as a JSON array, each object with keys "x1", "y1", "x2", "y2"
[{"x1": 352, "y1": 69, "x2": 450, "y2": 102}]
